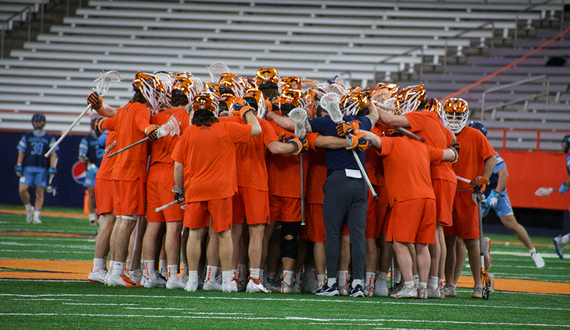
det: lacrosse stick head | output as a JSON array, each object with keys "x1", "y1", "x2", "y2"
[
  {"x1": 288, "y1": 107, "x2": 308, "y2": 138},
  {"x1": 208, "y1": 62, "x2": 230, "y2": 83},
  {"x1": 94, "y1": 70, "x2": 121, "y2": 96},
  {"x1": 395, "y1": 84, "x2": 426, "y2": 115},
  {"x1": 341, "y1": 92, "x2": 368, "y2": 117},
  {"x1": 440, "y1": 97, "x2": 469, "y2": 134},
  {"x1": 243, "y1": 88, "x2": 266, "y2": 119},
  {"x1": 155, "y1": 71, "x2": 175, "y2": 109},
  {"x1": 255, "y1": 67, "x2": 280, "y2": 89},
  {"x1": 280, "y1": 89, "x2": 304, "y2": 117},
  {"x1": 319, "y1": 92, "x2": 343, "y2": 124},
  {"x1": 535, "y1": 187, "x2": 554, "y2": 196},
  {"x1": 301, "y1": 79, "x2": 320, "y2": 91},
  {"x1": 157, "y1": 116, "x2": 181, "y2": 138}
]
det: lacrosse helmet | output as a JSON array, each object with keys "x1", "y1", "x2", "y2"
[
  {"x1": 468, "y1": 121, "x2": 487, "y2": 137},
  {"x1": 219, "y1": 73, "x2": 251, "y2": 97},
  {"x1": 218, "y1": 93, "x2": 237, "y2": 116},
  {"x1": 172, "y1": 76, "x2": 198, "y2": 104},
  {"x1": 395, "y1": 85, "x2": 426, "y2": 115},
  {"x1": 423, "y1": 98, "x2": 441, "y2": 113},
  {"x1": 255, "y1": 67, "x2": 281, "y2": 89},
  {"x1": 562, "y1": 135, "x2": 570, "y2": 153},
  {"x1": 280, "y1": 76, "x2": 302, "y2": 92},
  {"x1": 31, "y1": 113, "x2": 46, "y2": 130},
  {"x1": 440, "y1": 98, "x2": 469, "y2": 134},
  {"x1": 371, "y1": 83, "x2": 399, "y2": 100},
  {"x1": 204, "y1": 83, "x2": 220, "y2": 95},
  {"x1": 341, "y1": 92, "x2": 368, "y2": 117},
  {"x1": 244, "y1": 88, "x2": 267, "y2": 118},
  {"x1": 280, "y1": 89, "x2": 304, "y2": 117},
  {"x1": 192, "y1": 92, "x2": 219, "y2": 116}
]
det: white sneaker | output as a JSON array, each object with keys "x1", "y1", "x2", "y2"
[
  {"x1": 265, "y1": 280, "x2": 281, "y2": 293},
  {"x1": 417, "y1": 287, "x2": 427, "y2": 299},
  {"x1": 222, "y1": 280, "x2": 238, "y2": 293},
  {"x1": 363, "y1": 285, "x2": 374, "y2": 297},
  {"x1": 292, "y1": 282, "x2": 301, "y2": 294},
  {"x1": 203, "y1": 280, "x2": 222, "y2": 291},
  {"x1": 427, "y1": 285, "x2": 441, "y2": 298},
  {"x1": 88, "y1": 268, "x2": 107, "y2": 283},
  {"x1": 339, "y1": 284, "x2": 349, "y2": 296},
  {"x1": 443, "y1": 285, "x2": 456, "y2": 297},
  {"x1": 553, "y1": 235, "x2": 565, "y2": 259},
  {"x1": 104, "y1": 271, "x2": 111, "y2": 285},
  {"x1": 26, "y1": 206, "x2": 34, "y2": 224},
  {"x1": 106, "y1": 274, "x2": 141, "y2": 287},
  {"x1": 166, "y1": 276, "x2": 187, "y2": 289},
  {"x1": 391, "y1": 285, "x2": 417, "y2": 299},
  {"x1": 128, "y1": 270, "x2": 142, "y2": 284},
  {"x1": 185, "y1": 278, "x2": 198, "y2": 292},
  {"x1": 374, "y1": 283, "x2": 389, "y2": 296},
  {"x1": 33, "y1": 216, "x2": 42, "y2": 224},
  {"x1": 246, "y1": 279, "x2": 270, "y2": 293},
  {"x1": 143, "y1": 275, "x2": 166, "y2": 288},
  {"x1": 531, "y1": 252, "x2": 545, "y2": 268}
]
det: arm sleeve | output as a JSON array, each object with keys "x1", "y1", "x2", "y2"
[
  {"x1": 262, "y1": 120, "x2": 279, "y2": 147},
  {"x1": 427, "y1": 145, "x2": 444, "y2": 166},
  {"x1": 227, "y1": 121, "x2": 252, "y2": 144},
  {"x1": 171, "y1": 134, "x2": 185, "y2": 164},
  {"x1": 100, "y1": 115, "x2": 116, "y2": 131},
  {"x1": 17, "y1": 135, "x2": 27, "y2": 153},
  {"x1": 379, "y1": 136, "x2": 392, "y2": 156},
  {"x1": 404, "y1": 112, "x2": 423, "y2": 132},
  {"x1": 79, "y1": 137, "x2": 88, "y2": 154}
]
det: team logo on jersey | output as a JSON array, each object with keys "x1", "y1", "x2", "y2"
[{"x1": 72, "y1": 161, "x2": 86, "y2": 185}]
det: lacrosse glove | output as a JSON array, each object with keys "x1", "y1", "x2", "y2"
[
  {"x1": 485, "y1": 190, "x2": 501, "y2": 207},
  {"x1": 15, "y1": 165, "x2": 22, "y2": 177},
  {"x1": 346, "y1": 132, "x2": 370, "y2": 152},
  {"x1": 145, "y1": 125, "x2": 160, "y2": 141},
  {"x1": 560, "y1": 183, "x2": 569, "y2": 194},
  {"x1": 336, "y1": 122, "x2": 359, "y2": 137},
  {"x1": 87, "y1": 92, "x2": 103, "y2": 111}
]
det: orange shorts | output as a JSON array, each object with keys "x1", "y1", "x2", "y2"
[
  {"x1": 232, "y1": 187, "x2": 270, "y2": 225},
  {"x1": 387, "y1": 198, "x2": 436, "y2": 244},
  {"x1": 113, "y1": 179, "x2": 146, "y2": 216},
  {"x1": 184, "y1": 197, "x2": 233, "y2": 233},
  {"x1": 445, "y1": 190, "x2": 480, "y2": 239},
  {"x1": 146, "y1": 164, "x2": 184, "y2": 223},
  {"x1": 376, "y1": 185, "x2": 391, "y2": 237},
  {"x1": 433, "y1": 179, "x2": 456, "y2": 227},
  {"x1": 269, "y1": 196, "x2": 301, "y2": 223},
  {"x1": 305, "y1": 203, "x2": 325, "y2": 243},
  {"x1": 94, "y1": 177, "x2": 114, "y2": 215},
  {"x1": 365, "y1": 187, "x2": 379, "y2": 239}
]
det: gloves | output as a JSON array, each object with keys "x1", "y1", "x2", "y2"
[
  {"x1": 78, "y1": 152, "x2": 88, "y2": 163},
  {"x1": 473, "y1": 176, "x2": 490, "y2": 193},
  {"x1": 336, "y1": 122, "x2": 359, "y2": 137},
  {"x1": 346, "y1": 132, "x2": 370, "y2": 152},
  {"x1": 15, "y1": 165, "x2": 22, "y2": 177},
  {"x1": 172, "y1": 186, "x2": 185, "y2": 205},
  {"x1": 87, "y1": 163, "x2": 99, "y2": 174},
  {"x1": 87, "y1": 92, "x2": 103, "y2": 111},
  {"x1": 145, "y1": 124, "x2": 160, "y2": 141},
  {"x1": 48, "y1": 167, "x2": 56, "y2": 182},
  {"x1": 485, "y1": 190, "x2": 501, "y2": 207},
  {"x1": 93, "y1": 117, "x2": 106, "y2": 135},
  {"x1": 560, "y1": 183, "x2": 569, "y2": 194},
  {"x1": 234, "y1": 99, "x2": 254, "y2": 119},
  {"x1": 472, "y1": 191, "x2": 485, "y2": 204},
  {"x1": 284, "y1": 136, "x2": 308, "y2": 156}
]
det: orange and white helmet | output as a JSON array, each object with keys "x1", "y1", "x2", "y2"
[
  {"x1": 341, "y1": 92, "x2": 368, "y2": 117},
  {"x1": 133, "y1": 71, "x2": 165, "y2": 112},
  {"x1": 172, "y1": 76, "x2": 201, "y2": 103},
  {"x1": 219, "y1": 73, "x2": 251, "y2": 98},
  {"x1": 371, "y1": 83, "x2": 399, "y2": 102},
  {"x1": 440, "y1": 98, "x2": 469, "y2": 134},
  {"x1": 218, "y1": 93, "x2": 237, "y2": 117},
  {"x1": 244, "y1": 88, "x2": 267, "y2": 119},
  {"x1": 423, "y1": 98, "x2": 441, "y2": 113},
  {"x1": 255, "y1": 67, "x2": 280, "y2": 89},
  {"x1": 280, "y1": 76, "x2": 302, "y2": 93},
  {"x1": 280, "y1": 89, "x2": 304, "y2": 116},
  {"x1": 395, "y1": 84, "x2": 426, "y2": 115},
  {"x1": 203, "y1": 83, "x2": 220, "y2": 95},
  {"x1": 191, "y1": 92, "x2": 219, "y2": 116}
]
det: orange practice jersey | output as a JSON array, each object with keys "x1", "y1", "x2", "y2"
[
  {"x1": 379, "y1": 136, "x2": 443, "y2": 205},
  {"x1": 101, "y1": 102, "x2": 151, "y2": 182},
  {"x1": 453, "y1": 126, "x2": 496, "y2": 190},
  {"x1": 96, "y1": 129, "x2": 117, "y2": 181},
  {"x1": 306, "y1": 133, "x2": 327, "y2": 204},
  {"x1": 223, "y1": 116, "x2": 278, "y2": 191},
  {"x1": 365, "y1": 125, "x2": 383, "y2": 187},
  {"x1": 405, "y1": 111, "x2": 456, "y2": 182},
  {"x1": 149, "y1": 107, "x2": 190, "y2": 166},
  {"x1": 171, "y1": 120, "x2": 251, "y2": 202}
]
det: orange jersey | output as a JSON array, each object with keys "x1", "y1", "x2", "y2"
[
  {"x1": 405, "y1": 111, "x2": 456, "y2": 182},
  {"x1": 266, "y1": 120, "x2": 309, "y2": 198},
  {"x1": 365, "y1": 125, "x2": 383, "y2": 187},
  {"x1": 453, "y1": 126, "x2": 496, "y2": 190},
  {"x1": 149, "y1": 107, "x2": 190, "y2": 166},
  {"x1": 171, "y1": 120, "x2": 251, "y2": 202},
  {"x1": 96, "y1": 129, "x2": 117, "y2": 181},
  {"x1": 101, "y1": 102, "x2": 151, "y2": 182},
  {"x1": 222, "y1": 116, "x2": 278, "y2": 191},
  {"x1": 306, "y1": 132, "x2": 327, "y2": 204},
  {"x1": 379, "y1": 136, "x2": 443, "y2": 204}
]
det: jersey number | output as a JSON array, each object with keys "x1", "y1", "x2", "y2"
[{"x1": 30, "y1": 142, "x2": 44, "y2": 155}]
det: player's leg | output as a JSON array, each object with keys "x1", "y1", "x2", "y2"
[
  {"x1": 463, "y1": 238, "x2": 483, "y2": 297},
  {"x1": 338, "y1": 232, "x2": 351, "y2": 295},
  {"x1": 185, "y1": 226, "x2": 207, "y2": 291},
  {"x1": 87, "y1": 187, "x2": 97, "y2": 225},
  {"x1": 106, "y1": 215, "x2": 139, "y2": 287},
  {"x1": 88, "y1": 213, "x2": 116, "y2": 283},
  {"x1": 391, "y1": 240, "x2": 416, "y2": 298},
  {"x1": 142, "y1": 221, "x2": 165, "y2": 287},
  {"x1": 203, "y1": 225, "x2": 222, "y2": 290},
  {"x1": 33, "y1": 186, "x2": 45, "y2": 224}
]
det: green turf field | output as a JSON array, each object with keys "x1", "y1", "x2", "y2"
[{"x1": 1, "y1": 207, "x2": 569, "y2": 329}]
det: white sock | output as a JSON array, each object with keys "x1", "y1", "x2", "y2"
[
  {"x1": 327, "y1": 277, "x2": 336, "y2": 286},
  {"x1": 238, "y1": 264, "x2": 247, "y2": 279},
  {"x1": 418, "y1": 282, "x2": 427, "y2": 290},
  {"x1": 394, "y1": 269, "x2": 401, "y2": 283},
  {"x1": 168, "y1": 264, "x2": 178, "y2": 279},
  {"x1": 428, "y1": 276, "x2": 439, "y2": 288},
  {"x1": 89, "y1": 213, "x2": 96, "y2": 222},
  {"x1": 206, "y1": 265, "x2": 218, "y2": 282},
  {"x1": 294, "y1": 272, "x2": 302, "y2": 284},
  {"x1": 404, "y1": 280, "x2": 415, "y2": 289},
  {"x1": 132, "y1": 268, "x2": 142, "y2": 276},
  {"x1": 108, "y1": 260, "x2": 115, "y2": 274},
  {"x1": 222, "y1": 270, "x2": 233, "y2": 284},
  {"x1": 562, "y1": 234, "x2": 570, "y2": 245},
  {"x1": 283, "y1": 270, "x2": 293, "y2": 285},
  {"x1": 317, "y1": 274, "x2": 325, "y2": 287},
  {"x1": 439, "y1": 278, "x2": 445, "y2": 289},
  {"x1": 365, "y1": 272, "x2": 375, "y2": 286},
  {"x1": 111, "y1": 262, "x2": 125, "y2": 276},
  {"x1": 259, "y1": 269, "x2": 264, "y2": 282},
  {"x1": 144, "y1": 260, "x2": 156, "y2": 279},
  {"x1": 25, "y1": 203, "x2": 32, "y2": 210},
  {"x1": 188, "y1": 270, "x2": 198, "y2": 282},
  {"x1": 160, "y1": 260, "x2": 167, "y2": 274},
  {"x1": 338, "y1": 270, "x2": 348, "y2": 286},
  {"x1": 529, "y1": 248, "x2": 537, "y2": 254},
  {"x1": 378, "y1": 271, "x2": 388, "y2": 282},
  {"x1": 34, "y1": 210, "x2": 41, "y2": 219},
  {"x1": 93, "y1": 258, "x2": 106, "y2": 270},
  {"x1": 250, "y1": 268, "x2": 260, "y2": 280}
]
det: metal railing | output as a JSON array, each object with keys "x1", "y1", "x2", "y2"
[
  {"x1": 480, "y1": 75, "x2": 550, "y2": 120},
  {"x1": 488, "y1": 127, "x2": 570, "y2": 152}
]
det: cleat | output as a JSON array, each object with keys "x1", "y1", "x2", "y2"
[
  {"x1": 143, "y1": 275, "x2": 166, "y2": 288},
  {"x1": 106, "y1": 274, "x2": 141, "y2": 287},
  {"x1": 312, "y1": 282, "x2": 324, "y2": 294},
  {"x1": 339, "y1": 284, "x2": 349, "y2": 296},
  {"x1": 280, "y1": 281, "x2": 292, "y2": 294},
  {"x1": 349, "y1": 284, "x2": 365, "y2": 297},
  {"x1": 185, "y1": 278, "x2": 198, "y2": 292},
  {"x1": 443, "y1": 285, "x2": 456, "y2": 297},
  {"x1": 265, "y1": 279, "x2": 281, "y2": 293},
  {"x1": 166, "y1": 276, "x2": 187, "y2": 290},
  {"x1": 472, "y1": 286, "x2": 483, "y2": 299},
  {"x1": 33, "y1": 217, "x2": 42, "y2": 224},
  {"x1": 222, "y1": 280, "x2": 238, "y2": 293},
  {"x1": 389, "y1": 281, "x2": 404, "y2": 296},
  {"x1": 363, "y1": 285, "x2": 374, "y2": 297},
  {"x1": 26, "y1": 206, "x2": 34, "y2": 224},
  {"x1": 203, "y1": 280, "x2": 222, "y2": 291},
  {"x1": 128, "y1": 270, "x2": 142, "y2": 284},
  {"x1": 391, "y1": 285, "x2": 417, "y2": 299},
  {"x1": 553, "y1": 235, "x2": 565, "y2": 259},
  {"x1": 246, "y1": 279, "x2": 270, "y2": 293},
  {"x1": 427, "y1": 285, "x2": 441, "y2": 299},
  {"x1": 374, "y1": 283, "x2": 389, "y2": 297},
  {"x1": 482, "y1": 237, "x2": 491, "y2": 270},
  {"x1": 417, "y1": 287, "x2": 427, "y2": 299},
  {"x1": 292, "y1": 282, "x2": 301, "y2": 294},
  {"x1": 315, "y1": 282, "x2": 339, "y2": 296},
  {"x1": 531, "y1": 252, "x2": 545, "y2": 268},
  {"x1": 88, "y1": 268, "x2": 107, "y2": 283}
]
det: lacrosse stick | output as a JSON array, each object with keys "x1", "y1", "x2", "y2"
[
  {"x1": 320, "y1": 93, "x2": 378, "y2": 200},
  {"x1": 208, "y1": 62, "x2": 230, "y2": 83},
  {"x1": 155, "y1": 200, "x2": 186, "y2": 212},
  {"x1": 45, "y1": 70, "x2": 121, "y2": 157},
  {"x1": 288, "y1": 107, "x2": 308, "y2": 225},
  {"x1": 104, "y1": 140, "x2": 116, "y2": 154},
  {"x1": 535, "y1": 187, "x2": 556, "y2": 196},
  {"x1": 478, "y1": 200, "x2": 492, "y2": 299},
  {"x1": 456, "y1": 175, "x2": 483, "y2": 188},
  {"x1": 107, "y1": 116, "x2": 181, "y2": 158}
]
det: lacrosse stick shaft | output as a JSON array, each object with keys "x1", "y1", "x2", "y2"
[
  {"x1": 477, "y1": 200, "x2": 490, "y2": 299},
  {"x1": 104, "y1": 141, "x2": 116, "y2": 153},
  {"x1": 107, "y1": 137, "x2": 149, "y2": 158},
  {"x1": 395, "y1": 127, "x2": 425, "y2": 143},
  {"x1": 456, "y1": 175, "x2": 483, "y2": 188},
  {"x1": 352, "y1": 149, "x2": 378, "y2": 200},
  {"x1": 300, "y1": 153, "x2": 305, "y2": 225},
  {"x1": 45, "y1": 105, "x2": 91, "y2": 157},
  {"x1": 155, "y1": 200, "x2": 179, "y2": 213}
]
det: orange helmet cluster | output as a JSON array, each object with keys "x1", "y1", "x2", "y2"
[
  {"x1": 395, "y1": 84, "x2": 426, "y2": 115},
  {"x1": 280, "y1": 89, "x2": 304, "y2": 109},
  {"x1": 440, "y1": 97, "x2": 469, "y2": 133},
  {"x1": 218, "y1": 93, "x2": 237, "y2": 117},
  {"x1": 243, "y1": 88, "x2": 267, "y2": 118},
  {"x1": 132, "y1": 71, "x2": 166, "y2": 112},
  {"x1": 341, "y1": 92, "x2": 368, "y2": 116},
  {"x1": 371, "y1": 83, "x2": 399, "y2": 101},
  {"x1": 219, "y1": 72, "x2": 251, "y2": 97},
  {"x1": 255, "y1": 67, "x2": 280, "y2": 89},
  {"x1": 172, "y1": 75, "x2": 199, "y2": 102},
  {"x1": 192, "y1": 92, "x2": 219, "y2": 115},
  {"x1": 280, "y1": 76, "x2": 302, "y2": 92}
]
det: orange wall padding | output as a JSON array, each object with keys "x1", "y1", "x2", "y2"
[{"x1": 499, "y1": 150, "x2": 570, "y2": 211}]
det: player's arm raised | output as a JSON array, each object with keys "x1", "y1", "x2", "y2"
[{"x1": 87, "y1": 92, "x2": 117, "y2": 117}]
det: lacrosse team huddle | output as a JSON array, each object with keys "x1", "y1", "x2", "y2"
[{"x1": 70, "y1": 64, "x2": 547, "y2": 299}]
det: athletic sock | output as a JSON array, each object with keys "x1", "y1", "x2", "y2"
[
  {"x1": 250, "y1": 268, "x2": 260, "y2": 283},
  {"x1": 428, "y1": 276, "x2": 439, "y2": 289},
  {"x1": 108, "y1": 260, "x2": 115, "y2": 274},
  {"x1": 413, "y1": 275, "x2": 419, "y2": 286},
  {"x1": 394, "y1": 269, "x2": 401, "y2": 283},
  {"x1": 294, "y1": 272, "x2": 302, "y2": 285},
  {"x1": 93, "y1": 258, "x2": 106, "y2": 270},
  {"x1": 183, "y1": 263, "x2": 189, "y2": 276},
  {"x1": 231, "y1": 269, "x2": 237, "y2": 281},
  {"x1": 168, "y1": 265, "x2": 178, "y2": 279},
  {"x1": 222, "y1": 270, "x2": 233, "y2": 284},
  {"x1": 144, "y1": 260, "x2": 156, "y2": 279},
  {"x1": 89, "y1": 213, "x2": 96, "y2": 223},
  {"x1": 283, "y1": 270, "x2": 293, "y2": 285},
  {"x1": 238, "y1": 264, "x2": 247, "y2": 280},
  {"x1": 338, "y1": 270, "x2": 348, "y2": 287},
  {"x1": 317, "y1": 274, "x2": 325, "y2": 287},
  {"x1": 188, "y1": 271, "x2": 198, "y2": 283},
  {"x1": 529, "y1": 248, "x2": 537, "y2": 254},
  {"x1": 112, "y1": 262, "x2": 125, "y2": 276},
  {"x1": 439, "y1": 278, "x2": 445, "y2": 289},
  {"x1": 365, "y1": 272, "x2": 375, "y2": 287},
  {"x1": 378, "y1": 271, "x2": 388, "y2": 281},
  {"x1": 159, "y1": 260, "x2": 167, "y2": 276},
  {"x1": 561, "y1": 234, "x2": 570, "y2": 245},
  {"x1": 327, "y1": 277, "x2": 337, "y2": 286},
  {"x1": 418, "y1": 282, "x2": 427, "y2": 290},
  {"x1": 206, "y1": 265, "x2": 218, "y2": 283},
  {"x1": 404, "y1": 280, "x2": 415, "y2": 289},
  {"x1": 33, "y1": 210, "x2": 41, "y2": 219}
]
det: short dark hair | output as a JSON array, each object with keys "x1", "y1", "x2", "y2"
[
  {"x1": 260, "y1": 86, "x2": 279, "y2": 99},
  {"x1": 131, "y1": 90, "x2": 147, "y2": 104},
  {"x1": 171, "y1": 90, "x2": 189, "y2": 107},
  {"x1": 192, "y1": 110, "x2": 219, "y2": 127}
]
